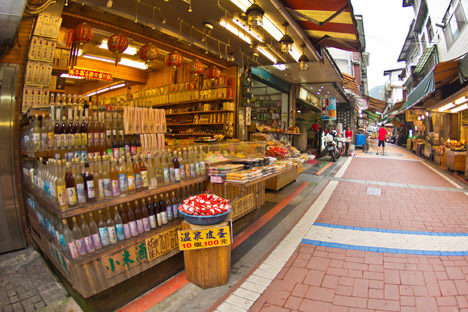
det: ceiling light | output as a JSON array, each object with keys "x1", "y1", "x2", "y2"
[
  {"x1": 83, "y1": 54, "x2": 148, "y2": 69},
  {"x1": 298, "y1": 44, "x2": 308, "y2": 71},
  {"x1": 230, "y1": 0, "x2": 250, "y2": 11},
  {"x1": 246, "y1": 1, "x2": 264, "y2": 28},
  {"x1": 279, "y1": 23, "x2": 294, "y2": 53},
  {"x1": 83, "y1": 54, "x2": 115, "y2": 63},
  {"x1": 438, "y1": 102, "x2": 455, "y2": 112},
  {"x1": 450, "y1": 103, "x2": 468, "y2": 113},
  {"x1": 232, "y1": 18, "x2": 263, "y2": 42},
  {"x1": 257, "y1": 47, "x2": 277, "y2": 63},
  {"x1": 60, "y1": 73, "x2": 83, "y2": 79},
  {"x1": 99, "y1": 40, "x2": 137, "y2": 55},
  {"x1": 274, "y1": 64, "x2": 286, "y2": 71},
  {"x1": 454, "y1": 96, "x2": 468, "y2": 105},
  {"x1": 262, "y1": 18, "x2": 283, "y2": 41},
  {"x1": 109, "y1": 83, "x2": 126, "y2": 89},
  {"x1": 220, "y1": 20, "x2": 252, "y2": 44}
]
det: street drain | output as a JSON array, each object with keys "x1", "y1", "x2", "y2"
[{"x1": 366, "y1": 187, "x2": 382, "y2": 196}]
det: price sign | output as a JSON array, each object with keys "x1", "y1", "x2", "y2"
[{"x1": 178, "y1": 226, "x2": 231, "y2": 250}]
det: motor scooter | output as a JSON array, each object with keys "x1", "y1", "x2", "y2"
[{"x1": 323, "y1": 132, "x2": 341, "y2": 162}]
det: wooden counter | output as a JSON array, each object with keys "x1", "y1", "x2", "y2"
[{"x1": 446, "y1": 150, "x2": 466, "y2": 172}]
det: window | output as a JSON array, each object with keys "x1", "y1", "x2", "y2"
[
  {"x1": 444, "y1": 0, "x2": 467, "y2": 48},
  {"x1": 426, "y1": 18, "x2": 434, "y2": 42}
]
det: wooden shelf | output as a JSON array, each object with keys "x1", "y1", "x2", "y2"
[
  {"x1": 21, "y1": 150, "x2": 53, "y2": 158},
  {"x1": 165, "y1": 110, "x2": 234, "y2": 116},
  {"x1": 52, "y1": 66, "x2": 68, "y2": 72},
  {"x1": 50, "y1": 89, "x2": 66, "y2": 93},
  {"x1": 167, "y1": 123, "x2": 224, "y2": 126},
  {"x1": 24, "y1": 176, "x2": 208, "y2": 219},
  {"x1": 166, "y1": 133, "x2": 223, "y2": 136},
  {"x1": 153, "y1": 98, "x2": 233, "y2": 108}
]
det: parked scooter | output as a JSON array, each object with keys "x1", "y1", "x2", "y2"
[{"x1": 323, "y1": 131, "x2": 341, "y2": 162}]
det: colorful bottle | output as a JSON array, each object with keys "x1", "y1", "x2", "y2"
[
  {"x1": 72, "y1": 216, "x2": 86, "y2": 256},
  {"x1": 147, "y1": 197, "x2": 156, "y2": 229},
  {"x1": 65, "y1": 162, "x2": 77, "y2": 206},
  {"x1": 141, "y1": 198, "x2": 150, "y2": 232},
  {"x1": 134, "y1": 200, "x2": 144, "y2": 234},
  {"x1": 114, "y1": 206, "x2": 125, "y2": 241},
  {"x1": 80, "y1": 214, "x2": 95, "y2": 253},
  {"x1": 84, "y1": 162, "x2": 96, "y2": 202},
  {"x1": 126, "y1": 202, "x2": 138, "y2": 237},
  {"x1": 62, "y1": 219, "x2": 78, "y2": 259},
  {"x1": 88, "y1": 212, "x2": 102, "y2": 250},
  {"x1": 106, "y1": 207, "x2": 118, "y2": 245},
  {"x1": 97, "y1": 209, "x2": 110, "y2": 246},
  {"x1": 110, "y1": 159, "x2": 120, "y2": 197},
  {"x1": 119, "y1": 204, "x2": 131, "y2": 240}
]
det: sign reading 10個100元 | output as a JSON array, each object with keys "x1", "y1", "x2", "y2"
[{"x1": 178, "y1": 226, "x2": 231, "y2": 250}]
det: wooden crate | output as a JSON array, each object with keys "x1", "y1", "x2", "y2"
[
  {"x1": 265, "y1": 166, "x2": 298, "y2": 191},
  {"x1": 446, "y1": 150, "x2": 466, "y2": 171}
]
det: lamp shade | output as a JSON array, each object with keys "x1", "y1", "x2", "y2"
[
  {"x1": 298, "y1": 54, "x2": 309, "y2": 70},
  {"x1": 187, "y1": 59, "x2": 204, "y2": 76},
  {"x1": 138, "y1": 43, "x2": 158, "y2": 64},
  {"x1": 73, "y1": 22, "x2": 93, "y2": 44},
  {"x1": 165, "y1": 51, "x2": 183, "y2": 69},
  {"x1": 107, "y1": 33, "x2": 129, "y2": 54},
  {"x1": 279, "y1": 34, "x2": 294, "y2": 53},
  {"x1": 246, "y1": 2, "x2": 264, "y2": 27}
]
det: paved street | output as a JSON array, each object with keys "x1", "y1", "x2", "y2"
[{"x1": 214, "y1": 142, "x2": 468, "y2": 312}]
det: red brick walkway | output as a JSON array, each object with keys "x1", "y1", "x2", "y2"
[
  {"x1": 316, "y1": 181, "x2": 468, "y2": 233},
  {"x1": 251, "y1": 244, "x2": 468, "y2": 312}
]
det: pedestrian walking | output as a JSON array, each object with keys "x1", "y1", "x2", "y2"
[
  {"x1": 344, "y1": 126, "x2": 353, "y2": 155},
  {"x1": 376, "y1": 124, "x2": 387, "y2": 155}
]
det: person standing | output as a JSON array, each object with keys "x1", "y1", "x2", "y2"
[
  {"x1": 377, "y1": 124, "x2": 387, "y2": 155},
  {"x1": 345, "y1": 126, "x2": 353, "y2": 155}
]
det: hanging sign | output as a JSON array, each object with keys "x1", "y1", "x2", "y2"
[
  {"x1": 68, "y1": 67, "x2": 113, "y2": 82},
  {"x1": 321, "y1": 97, "x2": 337, "y2": 120},
  {"x1": 246, "y1": 106, "x2": 251, "y2": 126},
  {"x1": 405, "y1": 110, "x2": 418, "y2": 122},
  {"x1": 178, "y1": 226, "x2": 231, "y2": 250}
]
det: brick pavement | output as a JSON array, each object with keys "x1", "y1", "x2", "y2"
[
  {"x1": 316, "y1": 181, "x2": 468, "y2": 233},
  {"x1": 0, "y1": 247, "x2": 69, "y2": 312}
]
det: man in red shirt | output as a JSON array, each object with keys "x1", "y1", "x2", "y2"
[
  {"x1": 377, "y1": 124, "x2": 387, "y2": 155},
  {"x1": 345, "y1": 126, "x2": 353, "y2": 155}
]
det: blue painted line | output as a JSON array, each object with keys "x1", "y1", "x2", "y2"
[
  {"x1": 312, "y1": 222, "x2": 468, "y2": 237},
  {"x1": 301, "y1": 238, "x2": 468, "y2": 256}
]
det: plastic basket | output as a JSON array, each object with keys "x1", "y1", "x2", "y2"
[{"x1": 179, "y1": 209, "x2": 231, "y2": 225}]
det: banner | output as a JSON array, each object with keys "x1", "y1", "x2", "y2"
[
  {"x1": 321, "y1": 97, "x2": 337, "y2": 120},
  {"x1": 69, "y1": 67, "x2": 113, "y2": 82},
  {"x1": 178, "y1": 226, "x2": 231, "y2": 250},
  {"x1": 405, "y1": 110, "x2": 418, "y2": 122}
]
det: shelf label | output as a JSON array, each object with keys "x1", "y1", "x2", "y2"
[{"x1": 178, "y1": 226, "x2": 231, "y2": 251}]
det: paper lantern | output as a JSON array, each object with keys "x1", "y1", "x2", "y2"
[
  {"x1": 187, "y1": 59, "x2": 204, "y2": 76},
  {"x1": 107, "y1": 33, "x2": 128, "y2": 66},
  {"x1": 70, "y1": 22, "x2": 93, "y2": 67},
  {"x1": 138, "y1": 43, "x2": 158, "y2": 65},
  {"x1": 165, "y1": 51, "x2": 183, "y2": 69},
  {"x1": 205, "y1": 66, "x2": 220, "y2": 80}
]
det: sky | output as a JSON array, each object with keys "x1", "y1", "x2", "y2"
[{"x1": 351, "y1": 0, "x2": 415, "y2": 89}]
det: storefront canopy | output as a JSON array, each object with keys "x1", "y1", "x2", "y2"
[
  {"x1": 280, "y1": 0, "x2": 361, "y2": 52},
  {"x1": 458, "y1": 53, "x2": 468, "y2": 83},
  {"x1": 341, "y1": 73, "x2": 361, "y2": 95},
  {"x1": 387, "y1": 100, "x2": 405, "y2": 115},
  {"x1": 367, "y1": 96, "x2": 387, "y2": 113}
]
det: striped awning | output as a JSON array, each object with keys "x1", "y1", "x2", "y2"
[
  {"x1": 367, "y1": 97, "x2": 387, "y2": 113},
  {"x1": 280, "y1": 0, "x2": 361, "y2": 52},
  {"x1": 341, "y1": 73, "x2": 360, "y2": 95}
]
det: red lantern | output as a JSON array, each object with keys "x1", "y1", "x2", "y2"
[
  {"x1": 138, "y1": 43, "x2": 158, "y2": 65},
  {"x1": 206, "y1": 66, "x2": 221, "y2": 80},
  {"x1": 70, "y1": 22, "x2": 93, "y2": 67},
  {"x1": 187, "y1": 59, "x2": 204, "y2": 76},
  {"x1": 165, "y1": 51, "x2": 183, "y2": 69},
  {"x1": 107, "y1": 33, "x2": 128, "y2": 66}
]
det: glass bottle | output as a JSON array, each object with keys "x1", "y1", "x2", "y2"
[
  {"x1": 126, "y1": 202, "x2": 138, "y2": 237},
  {"x1": 155, "y1": 153, "x2": 163, "y2": 186},
  {"x1": 102, "y1": 155, "x2": 112, "y2": 199},
  {"x1": 72, "y1": 216, "x2": 87, "y2": 256},
  {"x1": 65, "y1": 162, "x2": 77, "y2": 207},
  {"x1": 178, "y1": 150, "x2": 186, "y2": 181},
  {"x1": 118, "y1": 134, "x2": 125, "y2": 159},
  {"x1": 118, "y1": 157, "x2": 128, "y2": 195},
  {"x1": 134, "y1": 200, "x2": 144, "y2": 234},
  {"x1": 97, "y1": 209, "x2": 110, "y2": 247},
  {"x1": 138, "y1": 156, "x2": 148, "y2": 190},
  {"x1": 88, "y1": 212, "x2": 102, "y2": 250},
  {"x1": 75, "y1": 160, "x2": 86, "y2": 204},
  {"x1": 194, "y1": 147, "x2": 201, "y2": 177},
  {"x1": 80, "y1": 214, "x2": 95, "y2": 254},
  {"x1": 198, "y1": 146, "x2": 206, "y2": 175},
  {"x1": 56, "y1": 160, "x2": 68, "y2": 210},
  {"x1": 80, "y1": 114, "x2": 87, "y2": 148},
  {"x1": 106, "y1": 207, "x2": 117, "y2": 245},
  {"x1": 171, "y1": 191, "x2": 178, "y2": 219},
  {"x1": 119, "y1": 204, "x2": 131, "y2": 240},
  {"x1": 165, "y1": 193, "x2": 173, "y2": 221},
  {"x1": 113, "y1": 206, "x2": 125, "y2": 241},
  {"x1": 84, "y1": 162, "x2": 96, "y2": 202},
  {"x1": 32, "y1": 114, "x2": 41, "y2": 151},
  {"x1": 141, "y1": 198, "x2": 150, "y2": 232},
  {"x1": 183, "y1": 147, "x2": 191, "y2": 179},
  {"x1": 48, "y1": 114, "x2": 55, "y2": 151},
  {"x1": 94, "y1": 155, "x2": 104, "y2": 201},
  {"x1": 112, "y1": 133, "x2": 119, "y2": 161},
  {"x1": 130, "y1": 135, "x2": 137, "y2": 156},
  {"x1": 136, "y1": 135, "x2": 142, "y2": 156},
  {"x1": 62, "y1": 219, "x2": 78, "y2": 259},
  {"x1": 147, "y1": 197, "x2": 156, "y2": 229},
  {"x1": 87, "y1": 114, "x2": 95, "y2": 156},
  {"x1": 161, "y1": 151, "x2": 170, "y2": 185},
  {"x1": 188, "y1": 147, "x2": 196, "y2": 178},
  {"x1": 40, "y1": 114, "x2": 48, "y2": 151},
  {"x1": 110, "y1": 158, "x2": 120, "y2": 197},
  {"x1": 173, "y1": 151, "x2": 180, "y2": 183},
  {"x1": 126, "y1": 155, "x2": 136, "y2": 193},
  {"x1": 168, "y1": 151, "x2": 175, "y2": 183},
  {"x1": 154, "y1": 195, "x2": 163, "y2": 227},
  {"x1": 147, "y1": 153, "x2": 157, "y2": 189},
  {"x1": 133, "y1": 156, "x2": 142, "y2": 191}
]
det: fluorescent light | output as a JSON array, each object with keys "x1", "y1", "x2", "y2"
[
  {"x1": 60, "y1": 73, "x2": 83, "y2": 79},
  {"x1": 257, "y1": 47, "x2": 277, "y2": 63},
  {"x1": 96, "y1": 88, "x2": 110, "y2": 94},
  {"x1": 229, "y1": 0, "x2": 250, "y2": 11},
  {"x1": 262, "y1": 18, "x2": 283, "y2": 41},
  {"x1": 232, "y1": 18, "x2": 263, "y2": 42},
  {"x1": 99, "y1": 40, "x2": 137, "y2": 55},
  {"x1": 220, "y1": 20, "x2": 252, "y2": 44},
  {"x1": 119, "y1": 58, "x2": 148, "y2": 69},
  {"x1": 454, "y1": 96, "x2": 468, "y2": 105},
  {"x1": 289, "y1": 45, "x2": 301, "y2": 61},
  {"x1": 438, "y1": 102, "x2": 455, "y2": 112},
  {"x1": 450, "y1": 103, "x2": 468, "y2": 113},
  {"x1": 109, "y1": 83, "x2": 126, "y2": 90},
  {"x1": 274, "y1": 64, "x2": 286, "y2": 71},
  {"x1": 82, "y1": 54, "x2": 147, "y2": 70},
  {"x1": 86, "y1": 91, "x2": 97, "y2": 97}
]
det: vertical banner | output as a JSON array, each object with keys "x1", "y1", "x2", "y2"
[
  {"x1": 321, "y1": 97, "x2": 337, "y2": 120},
  {"x1": 321, "y1": 97, "x2": 329, "y2": 120},
  {"x1": 246, "y1": 107, "x2": 251, "y2": 126}
]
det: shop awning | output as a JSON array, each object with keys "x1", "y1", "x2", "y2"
[
  {"x1": 341, "y1": 73, "x2": 360, "y2": 95},
  {"x1": 387, "y1": 100, "x2": 405, "y2": 115},
  {"x1": 459, "y1": 53, "x2": 468, "y2": 83},
  {"x1": 367, "y1": 96, "x2": 387, "y2": 113},
  {"x1": 403, "y1": 70, "x2": 435, "y2": 110},
  {"x1": 434, "y1": 58, "x2": 460, "y2": 88},
  {"x1": 280, "y1": 0, "x2": 361, "y2": 52}
]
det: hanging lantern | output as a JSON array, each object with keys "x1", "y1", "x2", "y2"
[
  {"x1": 246, "y1": 1, "x2": 264, "y2": 28},
  {"x1": 165, "y1": 51, "x2": 183, "y2": 70},
  {"x1": 70, "y1": 22, "x2": 93, "y2": 67},
  {"x1": 187, "y1": 59, "x2": 204, "y2": 77},
  {"x1": 298, "y1": 44, "x2": 309, "y2": 71},
  {"x1": 138, "y1": 43, "x2": 158, "y2": 65},
  {"x1": 205, "y1": 66, "x2": 221, "y2": 80},
  {"x1": 107, "y1": 33, "x2": 128, "y2": 66},
  {"x1": 279, "y1": 23, "x2": 294, "y2": 53}
]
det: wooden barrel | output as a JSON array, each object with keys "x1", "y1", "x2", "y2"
[{"x1": 182, "y1": 221, "x2": 231, "y2": 289}]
